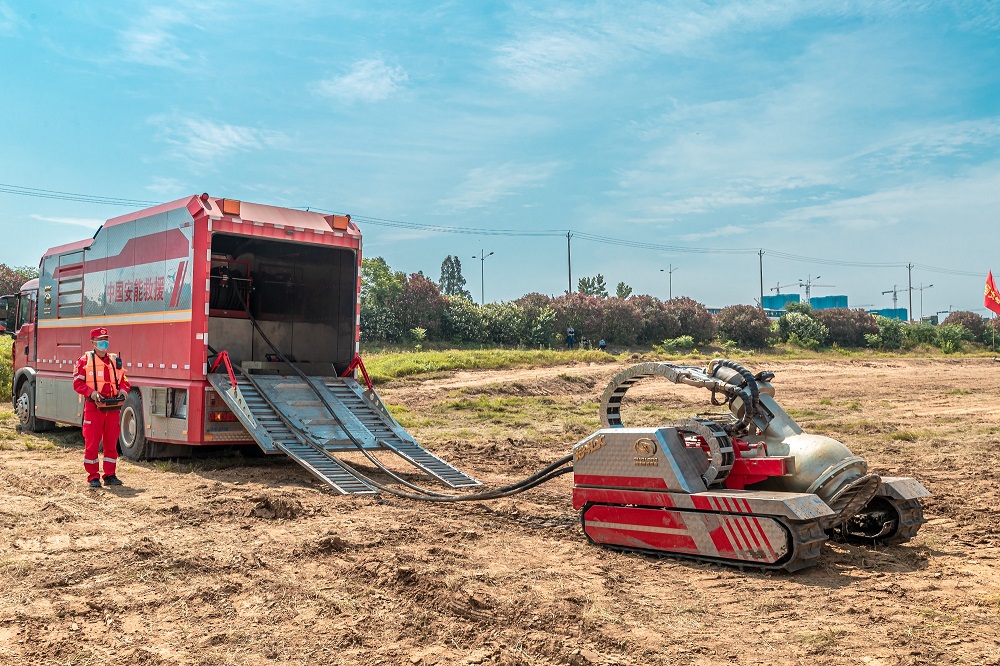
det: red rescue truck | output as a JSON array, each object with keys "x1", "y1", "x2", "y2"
[{"x1": 4, "y1": 194, "x2": 361, "y2": 458}]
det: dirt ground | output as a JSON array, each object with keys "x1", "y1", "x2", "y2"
[{"x1": 2, "y1": 356, "x2": 1000, "y2": 665}]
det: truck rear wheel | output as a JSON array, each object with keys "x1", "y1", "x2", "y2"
[
  {"x1": 15, "y1": 382, "x2": 54, "y2": 433},
  {"x1": 119, "y1": 391, "x2": 149, "y2": 461}
]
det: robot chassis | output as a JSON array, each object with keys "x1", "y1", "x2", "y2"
[{"x1": 572, "y1": 359, "x2": 930, "y2": 571}]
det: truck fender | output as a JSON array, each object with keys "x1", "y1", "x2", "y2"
[{"x1": 12, "y1": 367, "x2": 36, "y2": 405}]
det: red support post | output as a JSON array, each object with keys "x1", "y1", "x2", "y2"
[
  {"x1": 208, "y1": 350, "x2": 238, "y2": 388},
  {"x1": 341, "y1": 354, "x2": 374, "y2": 392}
]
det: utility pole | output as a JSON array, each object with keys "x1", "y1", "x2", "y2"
[
  {"x1": 566, "y1": 231, "x2": 572, "y2": 294},
  {"x1": 907, "y1": 263, "x2": 914, "y2": 322},
  {"x1": 758, "y1": 250, "x2": 764, "y2": 309},
  {"x1": 660, "y1": 265, "x2": 678, "y2": 300},
  {"x1": 472, "y1": 249, "x2": 494, "y2": 305},
  {"x1": 914, "y1": 283, "x2": 933, "y2": 320}
]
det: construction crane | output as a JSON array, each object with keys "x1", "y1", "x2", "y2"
[
  {"x1": 798, "y1": 275, "x2": 834, "y2": 303},
  {"x1": 770, "y1": 281, "x2": 800, "y2": 294},
  {"x1": 882, "y1": 285, "x2": 905, "y2": 310}
]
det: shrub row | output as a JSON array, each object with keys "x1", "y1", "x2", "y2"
[
  {"x1": 713, "y1": 303, "x2": 993, "y2": 353},
  {"x1": 362, "y1": 270, "x2": 716, "y2": 346}
]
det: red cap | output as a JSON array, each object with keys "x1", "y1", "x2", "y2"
[{"x1": 90, "y1": 327, "x2": 109, "y2": 339}]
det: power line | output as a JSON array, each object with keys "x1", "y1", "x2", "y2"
[
  {"x1": 911, "y1": 263, "x2": 984, "y2": 278},
  {"x1": 573, "y1": 231, "x2": 750, "y2": 255},
  {"x1": 0, "y1": 183, "x2": 160, "y2": 207},
  {"x1": 0, "y1": 182, "x2": 987, "y2": 277},
  {"x1": 329, "y1": 211, "x2": 565, "y2": 238}
]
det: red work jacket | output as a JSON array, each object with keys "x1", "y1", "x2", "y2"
[{"x1": 73, "y1": 351, "x2": 131, "y2": 400}]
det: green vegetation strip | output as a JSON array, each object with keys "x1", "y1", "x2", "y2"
[{"x1": 362, "y1": 349, "x2": 618, "y2": 383}]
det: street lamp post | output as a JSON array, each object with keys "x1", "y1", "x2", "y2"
[
  {"x1": 914, "y1": 283, "x2": 933, "y2": 320},
  {"x1": 472, "y1": 250, "x2": 494, "y2": 305},
  {"x1": 660, "y1": 265, "x2": 678, "y2": 300}
]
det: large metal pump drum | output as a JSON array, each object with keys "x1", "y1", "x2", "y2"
[{"x1": 758, "y1": 432, "x2": 878, "y2": 522}]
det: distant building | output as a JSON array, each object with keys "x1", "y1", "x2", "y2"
[
  {"x1": 809, "y1": 295, "x2": 848, "y2": 310},
  {"x1": 762, "y1": 294, "x2": 800, "y2": 310},
  {"x1": 869, "y1": 308, "x2": 908, "y2": 321}
]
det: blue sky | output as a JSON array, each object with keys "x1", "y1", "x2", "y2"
[{"x1": 1, "y1": 1, "x2": 997, "y2": 318}]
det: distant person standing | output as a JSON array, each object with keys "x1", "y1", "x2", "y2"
[
  {"x1": 566, "y1": 325, "x2": 575, "y2": 349},
  {"x1": 73, "y1": 327, "x2": 130, "y2": 488},
  {"x1": 598, "y1": 338, "x2": 607, "y2": 352}
]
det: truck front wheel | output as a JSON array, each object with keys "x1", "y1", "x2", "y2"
[
  {"x1": 119, "y1": 391, "x2": 149, "y2": 461},
  {"x1": 15, "y1": 382, "x2": 54, "y2": 433}
]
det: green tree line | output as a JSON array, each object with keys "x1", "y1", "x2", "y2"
[{"x1": 363, "y1": 256, "x2": 997, "y2": 353}]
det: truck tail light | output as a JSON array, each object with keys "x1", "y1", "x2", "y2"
[{"x1": 209, "y1": 411, "x2": 238, "y2": 422}]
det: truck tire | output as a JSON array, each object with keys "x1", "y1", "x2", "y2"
[
  {"x1": 14, "y1": 381, "x2": 55, "y2": 433},
  {"x1": 119, "y1": 391, "x2": 149, "y2": 461}
]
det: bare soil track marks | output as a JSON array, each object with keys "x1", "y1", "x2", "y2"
[{"x1": 1, "y1": 357, "x2": 1000, "y2": 664}]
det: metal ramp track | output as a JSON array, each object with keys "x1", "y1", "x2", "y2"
[
  {"x1": 207, "y1": 373, "x2": 377, "y2": 495},
  {"x1": 320, "y1": 378, "x2": 482, "y2": 489},
  {"x1": 274, "y1": 440, "x2": 378, "y2": 495}
]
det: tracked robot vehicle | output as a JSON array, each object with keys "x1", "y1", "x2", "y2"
[{"x1": 572, "y1": 359, "x2": 929, "y2": 571}]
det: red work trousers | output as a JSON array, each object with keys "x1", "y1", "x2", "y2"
[{"x1": 82, "y1": 401, "x2": 121, "y2": 482}]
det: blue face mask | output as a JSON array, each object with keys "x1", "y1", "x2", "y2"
[{"x1": 95, "y1": 340, "x2": 110, "y2": 352}]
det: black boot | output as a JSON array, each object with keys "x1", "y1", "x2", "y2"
[
  {"x1": 103, "y1": 475, "x2": 123, "y2": 486},
  {"x1": 89, "y1": 479, "x2": 102, "y2": 489}
]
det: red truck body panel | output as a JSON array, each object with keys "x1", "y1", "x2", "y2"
[{"x1": 11, "y1": 195, "x2": 362, "y2": 448}]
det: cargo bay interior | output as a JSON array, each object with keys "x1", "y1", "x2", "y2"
[{"x1": 208, "y1": 233, "x2": 357, "y2": 373}]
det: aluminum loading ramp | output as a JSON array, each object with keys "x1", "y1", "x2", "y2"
[{"x1": 207, "y1": 370, "x2": 481, "y2": 495}]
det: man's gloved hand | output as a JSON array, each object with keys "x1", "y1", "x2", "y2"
[{"x1": 90, "y1": 391, "x2": 101, "y2": 401}]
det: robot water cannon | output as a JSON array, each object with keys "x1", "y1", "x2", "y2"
[{"x1": 573, "y1": 359, "x2": 930, "y2": 571}]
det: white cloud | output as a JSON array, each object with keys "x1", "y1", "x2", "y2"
[
  {"x1": 768, "y1": 164, "x2": 1000, "y2": 235},
  {"x1": 144, "y1": 176, "x2": 186, "y2": 197},
  {"x1": 954, "y1": 2, "x2": 1000, "y2": 33},
  {"x1": 855, "y1": 117, "x2": 1000, "y2": 171},
  {"x1": 314, "y1": 59, "x2": 408, "y2": 103},
  {"x1": 0, "y1": 2, "x2": 22, "y2": 36},
  {"x1": 495, "y1": 32, "x2": 606, "y2": 92},
  {"x1": 118, "y1": 5, "x2": 198, "y2": 68},
  {"x1": 680, "y1": 224, "x2": 750, "y2": 242},
  {"x1": 152, "y1": 115, "x2": 286, "y2": 163},
  {"x1": 436, "y1": 162, "x2": 558, "y2": 211},
  {"x1": 30, "y1": 214, "x2": 104, "y2": 229},
  {"x1": 492, "y1": 1, "x2": 922, "y2": 94}
]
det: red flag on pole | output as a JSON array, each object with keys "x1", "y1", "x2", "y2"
[{"x1": 985, "y1": 272, "x2": 1000, "y2": 317}]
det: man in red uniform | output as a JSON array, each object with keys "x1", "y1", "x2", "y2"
[{"x1": 73, "y1": 327, "x2": 130, "y2": 488}]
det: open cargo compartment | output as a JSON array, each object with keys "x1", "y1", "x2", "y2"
[{"x1": 208, "y1": 233, "x2": 357, "y2": 373}]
